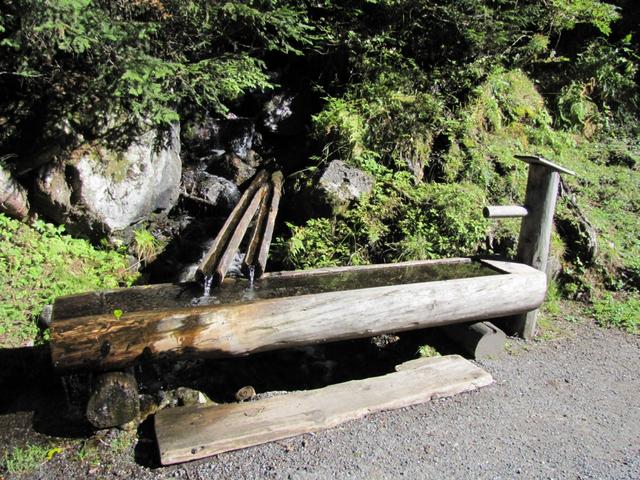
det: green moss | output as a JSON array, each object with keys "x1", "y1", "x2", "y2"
[
  {"x1": 417, "y1": 344, "x2": 440, "y2": 358},
  {"x1": 0, "y1": 214, "x2": 137, "y2": 347}
]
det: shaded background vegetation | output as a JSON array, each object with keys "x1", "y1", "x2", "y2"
[{"x1": 1, "y1": 0, "x2": 639, "y2": 344}]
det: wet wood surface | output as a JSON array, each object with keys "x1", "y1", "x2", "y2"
[
  {"x1": 196, "y1": 170, "x2": 269, "y2": 281},
  {"x1": 155, "y1": 354, "x2": 493, "y2": 465},
  {"x1": 213, "y1": 183, "x2": 269, "y2": 285},
  {"x1": 52, "y1": 258, "x2": 474, "y2": 321},
  {"x1": 242, "y1": 182, "x2": 273, "y2": 276},
  {"x1": 255, "y1": 171, "x2": 283, "y2": 277}
]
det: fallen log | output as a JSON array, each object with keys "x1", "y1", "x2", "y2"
[{"x1": 50, "y1": 259, "x2": 546, "y2": 371}]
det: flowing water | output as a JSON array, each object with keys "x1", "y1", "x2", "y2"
[
  {"x1": 248, "y1": 265, "x2": 256, "y2": 288},
  {"x1": 202, "y1": 275, "x2": 214, "y2": 297}
]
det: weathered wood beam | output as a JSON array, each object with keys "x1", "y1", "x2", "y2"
[
  {"x1": 242, "y1": 183, "x2": 273, "y2": 276},
  {"x1": 213, "y1": 183, "x2": 269, "y2": 285},
  {"x1": 50, "y1": 260, "x2": 546, "y2": 371},
  {"x1": 510, "y1": 163, "x2": 560, "y2": 339},
  {"x1": 155, "y1": 355, "x2": 493, "y2": 465},
  {"x1": 255, "y1": 171, "x2": 283, "y2": 277},
  {"x1": 196, "y1": 170, "x2": 269, "y2": 282}
]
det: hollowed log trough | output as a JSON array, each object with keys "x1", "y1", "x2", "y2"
[{"x1": 50, "y1": 257, "x2": 546, "y2": 371}]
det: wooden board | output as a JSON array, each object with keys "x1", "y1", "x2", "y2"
[
  {"x1": 242, "y1": 182, "x2": 272, "y2": 274},
  {"x1": 155, "y1": 354, "x2": 493, "y2": 465},
  {"x1": 255, "y1": 171, "x2": 283, "y2": 277},
  {"x1": 213, "y1": 183, "x2": 269, "y2": 285}
]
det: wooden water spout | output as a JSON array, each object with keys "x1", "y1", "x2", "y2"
[
  {"x1": 195, "y1": 170, "x2": 283, "y2": 285},
  {"x1": 50, "y1": 258, "x2": 546, "y2": 371},
  {"x1": 484, "y1": 154, "x2": 575, "y2": 339}
]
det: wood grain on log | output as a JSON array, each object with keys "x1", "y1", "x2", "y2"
[
  {"x1": 50, "y1": 260, "x2": 545, "y2": 371},
  {"x1": 512, "y1": 163, "x2": 560, "y2": 339},
  {"x1": 255, "y1": 171, "x2": 284, "y2": 277},
  {"x1": 242, "y1": 183, "x2": 273, "y2": 275},
  {"x1": 155, "y1": 354, "x2": 493, "y2": 465}
]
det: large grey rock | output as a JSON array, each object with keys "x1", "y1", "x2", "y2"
[
  {"x1": 32, "y1": 124, "x2": 181, "y2": 238},
  {"x1": 0, "y1": 165, "x2": 29, "y2": 219},
  {"x1": 216, "y1": 150, "x2": 262, "y2": 186},
  {"x1": 182, "y1": 169, "x2": 240, "y2": 210},
  {"x1": 314, "y1": 160, "x2": 375, "y2": 215}
]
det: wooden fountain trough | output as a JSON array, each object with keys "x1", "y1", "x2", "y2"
[{"x1": 50, "y1": 257, "x2": 546, "y2": 371}]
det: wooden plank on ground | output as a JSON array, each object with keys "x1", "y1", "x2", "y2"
[{"x1": 155, "y1": 354, "x2": 493, "y2": 465}]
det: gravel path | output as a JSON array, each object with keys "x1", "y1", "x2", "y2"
[{"x1": 2, "y1": 320, "x2": 639, "y2": 479}]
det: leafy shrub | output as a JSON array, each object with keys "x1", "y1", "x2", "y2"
[
  {"x1": 0, "y1": 0, "x2": 316, "y2": 157},
  {"x1": 279, "y1": 168, "x2": 487, "y2": 269},
  {"x1": 0, "y1": 214, "x2": 137, "y2": 347},
  {"x1": 132, "y1": 227, "x2": 163, "y2": 266}
]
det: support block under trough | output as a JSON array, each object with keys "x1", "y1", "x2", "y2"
[
  {"x1": 441, "y1": 321, "x2": 507, "y2": 360},
  {"x1": 154, "y1": 354, "x2": 493, "y2": 465}
]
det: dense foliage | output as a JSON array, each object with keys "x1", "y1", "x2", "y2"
[
  {"x1": 0, "y1": 214, "x2": 136, "y2": 347},
  {"x1": 0, "y1": 0, "x2": 315, "y2": 155},
  {"x1": 1, "y1": 1, "x2": 638, "y2": 339}
]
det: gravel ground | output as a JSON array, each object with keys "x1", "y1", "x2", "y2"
[{"x1": 2, "y1": 319, "x2": 639, "y2": 479}]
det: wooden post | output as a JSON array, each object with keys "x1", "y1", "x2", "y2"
[{"x1": 506, "y1": 155, "x2": 575, "y2": 339}]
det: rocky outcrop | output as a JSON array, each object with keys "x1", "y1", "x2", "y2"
[
  {"x1": 32, "y1": 124, "x2": 182, "y2": 238},
  {"x1": 216, "y1": 150, "x2": 262, "y2": 186},
  {"x1": 313, "y1": 160, "x2": 375, "y2": 215},
  {"x1": 0, "y1": 165, "x2": 30, "y2": 219},
  {"x1": 181, "y1": 169, "x2": 240, "y2": 210}
]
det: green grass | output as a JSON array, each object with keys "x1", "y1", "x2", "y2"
[
  {"x1": 2, "y1": 443, "x2": 50, "y2": 475},
  {"x1": 592, "y1": 293, "x2": 640, "y2": 334},
  {"x1": 0, "y1": 214, "x2": 137, "y2": 347}
]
